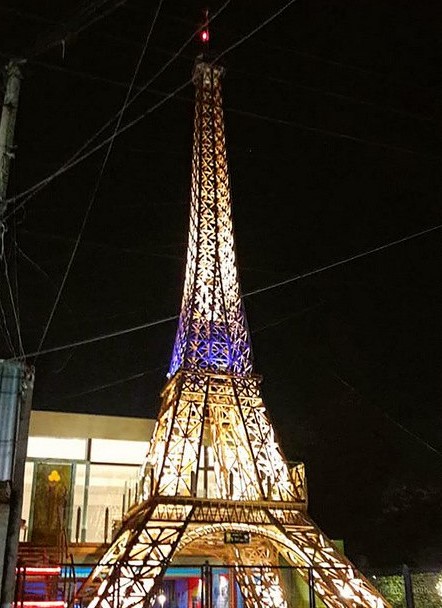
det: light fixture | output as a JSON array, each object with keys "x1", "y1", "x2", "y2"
[{"x1": 157, "y1": 592, "x2": 166, "y2": 607}]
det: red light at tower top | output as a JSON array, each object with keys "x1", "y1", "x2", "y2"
[{"x1": 199, "y1": 8, "x2": 210, "y2": 44}]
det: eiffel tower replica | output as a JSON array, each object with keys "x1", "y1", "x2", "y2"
[{"x1": 80, "y1": 55, "x2": 390, "y2": 608}]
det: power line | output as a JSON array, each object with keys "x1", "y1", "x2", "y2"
[
  {"x1": 251, "y1": 303, "x2": 324, "y2": 336},
  {"x1": 327, "y1": 368, "x2": 442, "y2": 463},
  {"x1": 43, "y1": 320, "x2": 442, "y2": 464},
  {"x1": 51, "y1": 364, "x2": 166, "y2": 401},
  {"x1": 5, "y1": 3, "x2": 439, "y2": 173},
  {"x1": 3, "y1": 248, "x2": 24, "y2": 356},
  {"x1": 32, "y1": 12, "x2": 432, "y2": 125},
  {"x1": 0, "y1": 1, "x2": 127, "y2": 61},
  {"x1": 16, "y1": 241, "x2": 85, "y2": 343},
  {"x1": 33, "y1": 0, "x2": 166, "y2": 362},
  {"x1": 16, "y1": 314, "x2": 179, "y2": 360},
  {"x1": 42, "y1": 307, "x2": 323, "y2": 400},
  {"x1": 215, "y1": 1, "x2": 299, "y2": 65},
  {"x1": 23, "y1": 55, "x2": 434, "y2": 125},
  {"x1": 3, "y1": 5, "x2": 429, "y2": 96},
  {"x1": 20, "y1": 228, "x2": 183, "y2": 261},
  {"x1": 0, "y1": 294, "x2": 15, "y2": 357},
  {"x1": 147, "y1": 9, "x2": 431, "y2": 92},
  {"x1": 226, "y1": 106, "x2": 442, "y2": 165},
  {"x1": 6, "y1": 57, "x2": 442, "y2": 224},
  {"x1": 0, "y1": 224, "x2": 23, "y2": 356},
  {"x1": 3, "y1": 0, "x2": 234, "y2": 215},
  {"x1": 9, "y1": 219, "x2": 441, "y2": 361},
  {"x1": 5, "y1": 0, "x2": 300, "y2": 221},
  {"x1": 18, "y1": 239, "x2": 159, "y2": 333},
  {"x1": 244, "y1": 222, "x2": 442, "y2": 299},
  {"x1": 260, "y1": 41, "x2": 430, "y2": 93},
  {"x1": 375, "y1": 404, "x2": 442, "y2": 461},
  {"x1": 293, "y1": 338, "x2": 442, "y2": 462},
  {"x1": 11, "y1": 219, "x2": 24, "y2": 356},
  {"x1": 22, "y1": 58, "x2": 442, "y2": 165},
  {"x1": 30, "y1": 59, "x2": 442, "y2": 166}
]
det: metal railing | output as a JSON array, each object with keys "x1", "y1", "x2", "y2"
[{"x1": 14, "y1": 561, "x2": 442, "y2": 608}]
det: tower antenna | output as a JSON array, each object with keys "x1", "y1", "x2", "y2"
[{"x1": 199, "y1": 8, "x2": 210, "y2": 45}]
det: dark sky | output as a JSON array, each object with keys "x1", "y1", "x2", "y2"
[{"x1": 1, "y1": 0, "x2": 441, "y2": 568}]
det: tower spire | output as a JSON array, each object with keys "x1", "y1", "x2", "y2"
[
  {"x1": 169, "y1": 57, "x2": 253, "y2": 377},
  {"x1": 199, "y1": 8, "x2": 210, "y2": 44}
]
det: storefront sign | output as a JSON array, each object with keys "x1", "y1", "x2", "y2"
[{"x1": 224, "y1": 531, "x2": 250, "y2": 544}]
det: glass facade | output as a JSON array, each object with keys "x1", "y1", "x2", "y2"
[
  {"x1": 22, "y1": 435, "x2": 149, "y2": 544},
  {"x1": 86, "y1": 464, "x2": 137, "y2": 543},
  {"x1": 90, "y1": 439, "x2": 147, "y2": 464},
  {"x1": 69, "y1": 566, "x2": 239, "y2": 608},
  {"x1": 27, "y1": 437, "x2": 87, "y2": 460},
  {"x1": 21, "y1": 461, "x2": 34, "y2": 541}
]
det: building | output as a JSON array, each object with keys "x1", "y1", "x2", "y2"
[
  {"x1": 17, "y1": 411, "x2": 442, "y2": 608},
  {"x1": 0, "y1": 361, "x2": 34, "y2": 608},
  {"x1": 17, "y1": 411, "x2": 253, "y2": 608},
  {"x1": 20, "y1": 410, "x2": 154, "y2": 559}
]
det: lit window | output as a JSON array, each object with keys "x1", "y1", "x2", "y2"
[
  {"x1": 27, "y1": 437, "x2": 86, "y2": 460},
  {"x1": 90, "y1": 439, "x2": 148, "y2": 464}
]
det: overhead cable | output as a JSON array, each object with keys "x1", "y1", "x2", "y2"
[
  {"x1": 3, "y1": 250, "x2": 24, "y2": 356},
  {"x1": 14, "y1": 57, "x2": 439, "y2": 164},
  {"x1": 0, "y1": 223, "x2": 23, "y2": 356},
  {"x1": 33, "y1": 0, "x2": 166, "y2": 361},
  {"x1": 19, "y1": 314, "x2": 179, "y2": 360},
  {"x1": 244, "y1": 222, "x2": 442, "y2": 298},
  {"x1": 9, "y1": 219, "x2": 442, "y2": 361},
  {"x1": 22, "y1": 56, "x2": 432, "y2": 124},
  {"x1": 0, "y1": 296, "x2": 15, "y2": 356},
  {"x1": 6, "y1": 0, "x2": 299, "y2": 220},
  {"x1": 48, "y1": 365, "x2": 166, "y2": 401},
  {"x1": 328, "y1": 369, "x2": 442, "y2": 462},
  {"x1": 4, "y1": 0, "x2": 234, "y2": 215},
  {"x1": 27, "y1": 0, "x2": 128, "y2": 59}
]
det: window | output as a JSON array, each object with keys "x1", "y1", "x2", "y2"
[
  {"x1": 27, "y1": 437, "x2": 86, "y2": 460},
  {"x1": 90, "y1": 439, "x2": 148, "y2": 465},
  {"x1": 85, "y1": 464, "x2": 137, "y2": 542}
]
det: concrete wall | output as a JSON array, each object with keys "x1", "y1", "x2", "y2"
[{"x1": 29, "y1": 411, "x2": 155, "y2": 441}]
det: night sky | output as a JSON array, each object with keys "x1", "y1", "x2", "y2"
[{"x1": 1, "y1": 0, "x2": 441, "y2": 568}]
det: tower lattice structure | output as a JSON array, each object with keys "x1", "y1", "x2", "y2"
[{"x1": 80, "y1": 58, "x2": 390, "y2": 608}]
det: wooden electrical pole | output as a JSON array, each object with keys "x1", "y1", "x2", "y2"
[
  {"x1": 0, "y1": 59, "x2": 24, "y2": 218},
  {"x1": 1, "y1": 3, "x2": 129, "y2": 605},
  {"x1": 0, "y1": 3, "x2": 130, "y2": 605},
  {"x1": 0, "y1": 61, "x2": 33, "y2": 608}
]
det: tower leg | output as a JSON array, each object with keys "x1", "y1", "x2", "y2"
[
  {"x1": 232, "y1": 543, "x2": 288, "y2": 608},
  {"x1": 80, "y1": 500, "x2": 194, "y2": 608},
  {"x1": 268, "y1": 509, "x2": 388, "y2": 608},
  {"x1": 235, "y1": 567, "x2": 288, "y2": 608}
]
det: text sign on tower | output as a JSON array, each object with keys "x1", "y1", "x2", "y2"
[{"x1": 224, "y1": 531, "x2": 251, "y2": 544}]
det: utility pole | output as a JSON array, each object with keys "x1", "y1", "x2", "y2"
[
  {"x1": 0, "y1": 59, "x2": 24, "y2": 216},
  {"x1": 0, "y1": 4, "x2": 127, "y2": 606},
  {"x1": 0, "y1": 363, "x2": 34, "y2": 608},
  {"x1": 0, "y1": 57, "x2": 35, "y2": 608}
]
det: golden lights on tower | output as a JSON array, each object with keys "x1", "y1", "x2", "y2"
[{"x1": 78, "y1": 58, "x2": 390, "y2": 608}]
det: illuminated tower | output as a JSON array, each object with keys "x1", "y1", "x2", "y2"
[{"x1": 80, "y1": 57, "x2": 390, "y2": 608}]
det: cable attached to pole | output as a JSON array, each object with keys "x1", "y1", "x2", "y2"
[{"x1": 33, "y1": 0, "x2": 166, "y2": 362}]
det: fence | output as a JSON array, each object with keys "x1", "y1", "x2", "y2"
[
  {"x1": 13, "y1": 562, "x2": 442, "y2": 608},
  {"x1": 370, "y1": 566, "x2": 442, "y2": 608}
]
